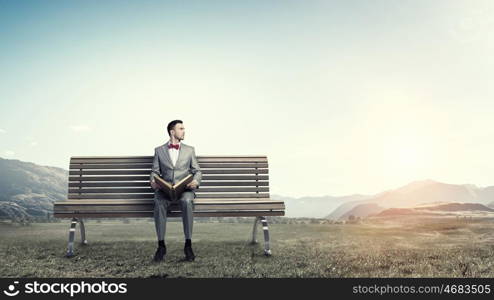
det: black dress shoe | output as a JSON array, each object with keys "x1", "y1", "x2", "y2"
[
  {"x1": 153, "y1": 246, "x2": 166, "y2": 262},
  {"x1": 184, "y1": 245, "x2": 195, "y2": 262}
]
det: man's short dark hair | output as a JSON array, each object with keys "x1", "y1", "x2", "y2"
[{"x1": 167, "y1": 120, "x2": 183, "y2": 136}]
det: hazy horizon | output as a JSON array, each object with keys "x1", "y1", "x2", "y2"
[{"x1": 1, "y1": 0, "x2": 493, "y2": 197}]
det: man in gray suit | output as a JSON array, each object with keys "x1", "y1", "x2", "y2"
[{"x1": 149, "y1": 119, "x2": 202, "y2": 262}]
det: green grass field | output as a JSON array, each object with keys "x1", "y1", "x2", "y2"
[{"x1": 1, "y1": 217, "x2": 494, "y2": 278}]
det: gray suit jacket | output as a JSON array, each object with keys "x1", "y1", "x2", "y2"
[{"x1": 150, "y1": 141, "x2": 202, "y2": 190}]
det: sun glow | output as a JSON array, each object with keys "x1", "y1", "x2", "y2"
[{"x1": 382, "y1": 133, "x2": 430, "y2": 175}]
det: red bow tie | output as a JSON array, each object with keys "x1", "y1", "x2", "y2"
[{"x1": 168, "y1": 143, "x2": 180, "y2": 150}]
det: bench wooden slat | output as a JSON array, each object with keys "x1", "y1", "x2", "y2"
[
  {"x1": 70, "y1": 170, "x2": 151, "y2": 175},
  {"x1": 198, "y1": 193, "x2": 269, "y2": 198},
  {"x1": 54, "y1": 211, "x2": 284, "y2": 218},
  {"x1": 69, "y1": 163, "x2": 269, "y2": 169},
  {"x1": 69, "y1": 181, "x2": 270, "y2": 187},
  {"x1": 55, "y1": 199, "x2": 282, "y2": 204},
  {"x1": 70, "y1": 157, "x2": 268, "y2": 164},
  {"x1": 55, "y1": 198, "x2": 281, "y2": 204},
  {"x1": 54, "y1": 203, "x2": 285, "y2": 212},
  {"x1": 197, "y1": 204, "x2": 284, "y2": 210},
  {"x1": 71, "y1": 155, "x2": 267, "y2": 159},
  {"x1": 68, "y1": 187, "x2": 269, "y2": 193},
  {"x1": 68, "y1": 175, "x2": 269, "y2": 181},
  {"x1": 69, "y1": 176, "x2": 150, "y2": 182},
  {"x1": 55, "y1": 200, "x2": 283, "y2": 206},
  {"x1": 69, "y1": 169, "x2": 269, "y2": 175},
  {"x1": 199, "y1": 175, "x2": 269, "y2": 180},
  {"x1": 68, "y1": 193, "x2": 270, "y2": 199}
]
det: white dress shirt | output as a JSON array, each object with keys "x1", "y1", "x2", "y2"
[{"x1": 168, "y1": 141, "x2": 181, "y2": 167}]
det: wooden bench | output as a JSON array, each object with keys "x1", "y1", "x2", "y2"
[{"x1": 53, "y1": 155, "x2": 284, "y2": 257}]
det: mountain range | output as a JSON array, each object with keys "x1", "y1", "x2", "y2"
[
  {"x1": 0, "y1": 157, "x2": 493, "y2": 220},
  {"x1": 326, "y1": 180, "x2": 494, "y2": 220},
  {"x1": 0, "y1": 157, "x2": 67, "y2": 219}
]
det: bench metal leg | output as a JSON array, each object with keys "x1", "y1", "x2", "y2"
[
  {"x1": 250, "y1": 216, "x2": 271, "y2": 256},
  {"x1": 250, "y1": 216, "x2": 259, "y2": 244},
  {"x1": 66, "y1": 217, "x2": 88, "y2": 258},
  {"x1": 79, "y1": 219, "x2": 88, "y2": 245}
]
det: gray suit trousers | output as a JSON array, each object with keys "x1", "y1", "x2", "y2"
[{"x1": 153, "y1": 189, "x2": 195, "y2": 241}]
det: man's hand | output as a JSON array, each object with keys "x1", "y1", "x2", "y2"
[
  {"x1": 186, "y1": 179, "x2": 199, "y2": 189},
  {"x1": 150, "y1": 180, "x2": 159, "y2": 190}
]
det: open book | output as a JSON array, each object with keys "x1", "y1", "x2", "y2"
[{"x1": 152, "y1": 173, "x2": 194, "y2": 201}]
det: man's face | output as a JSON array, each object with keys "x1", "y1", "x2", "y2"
[{"x1": 171, "y1": 123, "x2": 185, "y2": 140}]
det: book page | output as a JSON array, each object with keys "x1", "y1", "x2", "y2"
[
  {"x1": 172, "y1": 174, "x2": 194, "y2": 200},
  {"x1": 153, "y1": 174, "x2": 173, "y2": 192}
]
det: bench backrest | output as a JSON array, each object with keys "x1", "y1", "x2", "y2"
[{"x1": 55, "y1": 155, "x2": 284, "y2": 217}]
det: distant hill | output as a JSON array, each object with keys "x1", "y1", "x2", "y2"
[
  {"x1": 338, "y1": 203, "x2": 385, "y2": 220},
  {"x1": 375, "y1": 208, "x2": 428, "y2": 217},
  {"x1": 368, "y1": 179, "x2": 494, "y2": 208},
  {"x1": 374, "y1": 202, "x2": 493, "y2": 218},
  {"x1": 414, "y1": 202, "x2": 494, "y2": 212},
  {"x1": 487, "y1": 200, "x2": 494, "y2": 209},
  {"x1": 0, "y1": 157, "x2": 67, "y2": 219},
  {"x1": 326, "y1": 199, "x2": 371, "y2": 220},
  {"x1": 327, "y1": 180, "x2": 494, "y2": 220},
  {"x1": 272, "y1": 194, "x2": 371, "y2": 218}
]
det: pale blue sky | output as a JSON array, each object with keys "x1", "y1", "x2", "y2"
[{"x1": 1, "y1": 0, "x2": 493, "y2": 197}]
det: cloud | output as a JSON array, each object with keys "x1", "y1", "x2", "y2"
[
  {"x1": 30, "y1": 141, "x2": 38, "y2": 147},
  {"x1": 0, "y1": 129, "x2": 5, "y2": 134},
  {"x1": 69, "y1": 125, "x2": 92, "y2": 132},
  {"x1": 4, "y1": 150, "x2": 15, "y2": 156}
]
